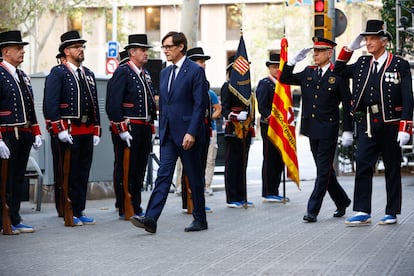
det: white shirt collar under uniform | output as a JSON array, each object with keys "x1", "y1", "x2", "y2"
[
  {"x1": 2, "y1": 60, "x2": 18, "y2": 81},
  {"x1": 372, "y1": 51, "x2": 388, "y2": 70}
]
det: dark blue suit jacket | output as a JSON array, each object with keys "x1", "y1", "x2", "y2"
[{"x1": 158, "y1": 57, "x2": 208, "y2": 146}]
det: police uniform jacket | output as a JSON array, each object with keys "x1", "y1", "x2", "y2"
[
  {"x1": 335, "y1": 51, "x2": 413, "y2": 124},
  {"x1": 106, "y1": 62, "x2": 157, "y2": 134},
  {"x1": 0, "y1": 63, "x2": 41, "y2": 135},
  {"x1": 280, "y1": 64, "x2": 352, "y2": 140},
  {"x1": 256, "y1": 76, "x2": 275, "y2": 124},
  {"x1": 43, "y1": 63, "x2": 100, "y2": 135}
]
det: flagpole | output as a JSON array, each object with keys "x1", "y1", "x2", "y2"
[{"x1": 282, "y1": 166, "x2": 286, "y2": 204}]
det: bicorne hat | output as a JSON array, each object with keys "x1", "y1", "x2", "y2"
[
  {"x1": 0, "y1": 30, "x2": 29, "y2": 49},
  {"x1": 59, "y1": 30, "x2": 86, "y2": 52},
  {"x1": 360, "y1": 19, "x2": 393, "y2": 41},
  {"x1": 187, "y1": 47, "x2": 211, "y2": 61},
  {"x1": 119, "y1": 50, "x2": 129, "y2": 65},
  {"x1": 124, "y1": 34, "x2": 152, "y2": 50},
  {"x1": 312, "y1": 36, "x2": 337, "y2": 49},
  {"x1": 266, "y1": 53, "x2": 280, "y2": 67}
]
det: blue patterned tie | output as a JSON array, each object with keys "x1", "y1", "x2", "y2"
[{"x1": 169, "y1": 65, "x2": 177, "y2": 92}]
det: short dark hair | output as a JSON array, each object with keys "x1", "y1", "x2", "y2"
[{"x1": 162, "y1": 31, "x2": 187, "y2": 54}]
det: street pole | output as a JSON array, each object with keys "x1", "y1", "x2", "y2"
[{"x1": 112, "y1": 0, "x2": 117, "y2": 42}]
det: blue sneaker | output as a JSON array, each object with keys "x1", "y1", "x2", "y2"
[
  {"x1": 136, "y1": 211, "x2": 145, "y2": 217},
  {"x1": 345, "y1": 212, "x2": 371, "y2": 226},
  {"x1": 1, "y1": 225, "x2": 20, "y2": 235},
  {"x1": 73, "y1": 216, "x2": 83, "y2": 226},
  {"x1": 378, "y1": 215, "x2": 397, "y2": 225},
  {"x1": 205, "y1": 206, "x2": 213, "y2": 213},
  {"x1": 14, "y1": 223, "x2": 35, "y2": 233},
  {"x1": 240, "y1": 200, "x2": 254, "y2": 207},
  {"x1": 78, "y1": 215, "x2": 96, "y2": 225},
  {"x1": 226, "y1": 202, "x2": 243, "y2": 208},
  {"x1": 262, "y1": 195, "x2": 290, "y2": 203}
]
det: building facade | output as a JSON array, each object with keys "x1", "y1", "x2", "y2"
[{"x1": 24, "y1": 0, "x2": 381, "y2": 89}]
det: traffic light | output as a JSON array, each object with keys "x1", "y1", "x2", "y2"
[{"x1": 314, "y1": 0, "x2": 333, "y2": 40}]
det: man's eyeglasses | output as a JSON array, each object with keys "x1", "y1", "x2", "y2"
[
  {"x1": 68, "y1": 45, "x2": 86, "y2": 50},
  {"x1": 161, "y1": 44, "x2": 176, "y2": 51}
]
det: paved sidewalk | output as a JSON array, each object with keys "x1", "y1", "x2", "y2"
[
  {"x1": 2, "y1": 174, "x2": 414, "y2": 275},
  {"x1": 2, "y1": 136, "x2": 414, "y2": 275}
]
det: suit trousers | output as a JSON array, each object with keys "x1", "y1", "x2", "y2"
[
  {"x1": 354, "y1": 120, "x2": 401, "y2": 215},
  {"x1": 307, "y1": 137, "x2": 350, "y2": 216},
  {"x1": 145, "y1": 131, "x2": 206, "y2": 223}
]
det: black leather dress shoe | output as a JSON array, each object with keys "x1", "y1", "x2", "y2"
[
  {"x1": 303, "y1": 214, "x2": 317, "y2": 222},
  {"x1": 333, "y1": 199, "x2": 351, "y2": 218},
  {"x1": 184, "y1": 220, "x2": 208, "y2": 232},
  {"x1": 130, "y1": 215, "x2": 157, "y2": 233}
]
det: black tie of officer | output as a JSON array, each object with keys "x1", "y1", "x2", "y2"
[
  {"x1": 373, "y1": 61, "x2": 378, "y2": 74},
  {"x1": 317, "y1": 68, "x2": 322, "y2": 80}
]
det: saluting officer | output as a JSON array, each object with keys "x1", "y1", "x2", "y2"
[
  {"x1": 106, "y1": 34, "x2": 157, "y2": 219},
  {"x1": 43, "y1": 30, "x2": 101, "y2": 226},
  {"x1": 279, "y1": 37, "x2": 352, "y2": 223},
  {"x1": 0, "y1": 30, "x2": 42, "y2": 234},
  {"x1": 256, "y1": 53, "x2": 287, "y2": 203},
  {"x1": 334, "y1": 20, "x2": 414, "y2": 226}
]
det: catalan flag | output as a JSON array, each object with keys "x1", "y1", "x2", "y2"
[
  {"x1": 267, "y1": 37, "x2": 300, "y2": 188},
  {"x1": 228, "y1": 33, "x2": 251, "y2": 106}
]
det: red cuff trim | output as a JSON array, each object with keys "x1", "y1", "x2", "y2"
[
  {"x1": 31, "y1": 124, "x2": 41, "y2": 136},
  {"x1": 337, "y1": 47, "x2": 353, "y2": 62},
  {"x1": 51, "y1": 120, "x2": 66, "y2": 134},
  {"x1": 94, "y1": 125, "x2": 101, "y2": 137},
  {"x1": 399, "y1": 120, "x2": 413, "y2": 135},
  {"x1": 110, "y1": 121, "x2": 128, "y2": 135}
]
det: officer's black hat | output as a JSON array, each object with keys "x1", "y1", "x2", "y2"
[
  {"x1": 312, "y1": 36, "x2": 337, "y2": 49},
  {"x1": 56, "y1": 52, "x2": 64, "y2": 59},
  {"x1": 187, "y1": 47, "x2": 211, "y2": 61},
  {"x1": 266, "y1": 53, "x2": 280, "y2": 67},
  {"x1": 59, "y1": 30, "x2": 86, "y2": 53},
  {"x1": 0, "y1": 30, "x2": 29, "y2": 49},
  {"x1": 124, "y1": 34, "x2": 152, "y2": 50},
  {"x1": 119, "y1": 50, "x2": 129, "y2": 65},
  {"x1": 360, "y1": 19, "x2": 393, "y2": 41}
]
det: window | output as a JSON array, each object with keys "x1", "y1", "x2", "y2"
[
  {"x1": 226, "y1": 5, "x2": 242, "y2": 40},
  {"x1": 146, "y1": 7, "x2": 160, "y2": 43}
]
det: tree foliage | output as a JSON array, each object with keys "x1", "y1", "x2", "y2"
[
  {"x1": 0, "y1": 0, "x2": 110, "y2": 72},
  {"x1": 382, "y1": 0, "x2": 414, "y2": 56}
]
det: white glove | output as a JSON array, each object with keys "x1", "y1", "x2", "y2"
[
  {"x1": 58, "y1": 130, "x2": 73, "y2": 144},
  {"x1": 33, "y1": 135, "x2": 42, "y2": 150},
  {"x1": 341, "y1": 131, "x2": 353, "y2": 147},
  {"x1": 237, "y1": 111, "x2": 248, "y2": 121},
  {"x1": 93, "y1": 136, "x2": 100, "y2": 146},
  {"x1": 288, "y1": 47, "x2": 312, "y2": 65},
  {"x1": 348, "y1": 35, "x2": 364, "y2": 51},
  {"x1": 0, "y1": 140, "x2": 10, "y2": 159},
  {"x1": 119, "y1": 131, "x2": 133, "y2": 147},
  {"x1": 397, "y1": 131, "x2": 410, "y2": 147}
]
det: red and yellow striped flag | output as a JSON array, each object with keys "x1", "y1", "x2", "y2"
[{"x1": 267, "y1": 37, "x2": 300, "y2": 188}]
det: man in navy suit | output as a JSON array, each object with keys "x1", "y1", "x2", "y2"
[
  {"x1": 131, "y1": 31, "x2": 208, "y2": 233},
  {"x1": 279, "y1": 37, "x2": 352, "y2": 223}
]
